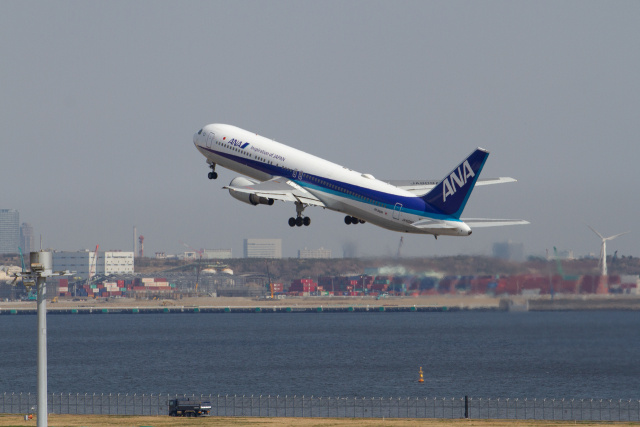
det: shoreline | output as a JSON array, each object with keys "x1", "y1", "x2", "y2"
[{"x1": 2, "y1": 294, "x2": 640, "y2": 314}]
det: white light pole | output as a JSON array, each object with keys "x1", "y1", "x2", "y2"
[{"x1": 15, "y1": 251, "x2": 73, "y2": 427}]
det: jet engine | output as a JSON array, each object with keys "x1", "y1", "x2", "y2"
[{"x1": 228, "y1": 177, "x2": 274, "y2": 206}]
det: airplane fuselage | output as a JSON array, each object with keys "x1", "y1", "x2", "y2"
[{"x1": 193, "y1": 124, "x2": 472, "y2": 236}]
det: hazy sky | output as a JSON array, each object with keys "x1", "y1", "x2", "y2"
[{"x1": 2, "y1": 1, "x2": 639, "y2": 259}]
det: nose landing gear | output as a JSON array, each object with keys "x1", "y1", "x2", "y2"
[{"x1": 207, "y1": 162, "x2": 218, "y2": 180}]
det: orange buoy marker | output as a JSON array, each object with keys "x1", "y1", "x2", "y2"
[{"x1": 418, "y1": 366, "x2": 424, "y2": 383}]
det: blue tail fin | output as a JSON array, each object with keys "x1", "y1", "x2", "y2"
[{"x1": 422, "y1": 148, "x2": 489, "y2": 218}]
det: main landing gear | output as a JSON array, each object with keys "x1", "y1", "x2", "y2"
[
  {"x1": 289, "y1": 202, "x2": 311, "y2": 227},
  {"x1": 344, "y1": 216, "x2": 365, "y2": 225},
  {"x1": 288, "y1": 216, "x2": 311, "y2": 227},
  {"x1": 207, "y1": 162, "x2": 218, "y2": 180}
]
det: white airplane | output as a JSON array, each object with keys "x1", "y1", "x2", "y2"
[{"x1": 193, "y1": 124, "x2": 528, "y2": 238}]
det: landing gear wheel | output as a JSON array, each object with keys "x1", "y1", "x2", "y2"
[
  {"x1": 288, "y1": 217, "x2": 296, "y2": 227},
  {"x1": 359, "y1": 219, "x2": 365, "y2": 224},
  {"x1": 296, "y1": 217, "x2": 304, "y2": 227},
  {"x1": 344, "y1": 216, "x2": 352, "y2": 225},
  {"x1": 207, "y1": 162, "x2": 217, "y2": 180},
  {"x1": 303, "y1": 217, "x2": 311, "y2": 226},
  {"x1": 351, "y1": 217, "x2": 359, "y2": 225}
]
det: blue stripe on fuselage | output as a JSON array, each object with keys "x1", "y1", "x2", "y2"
[{"x1": 202, "y1": 146, "x2": 452, "y2": 219}]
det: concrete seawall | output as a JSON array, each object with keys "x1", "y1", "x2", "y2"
[
  {"x1": 527, "y1": 296, "x2": 640, "y2": 311},
  {"x1": 2, "y1": 295, "x2": 639, "y2": 315}
]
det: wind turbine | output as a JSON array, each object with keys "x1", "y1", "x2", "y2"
[{"x1": 587, "y1": 225, "x2": 630, "y2": 276}]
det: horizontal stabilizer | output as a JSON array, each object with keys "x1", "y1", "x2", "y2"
[
  {"x1": 388, "y1": 177, "x2": 517, "y2": 195},
  {"x1": 462, "y1": 218, "x2": 530, "y2": 227}
]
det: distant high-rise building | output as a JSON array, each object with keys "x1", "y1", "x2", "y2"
[
  {"x1": 0, "y1": 209, "x2": 20, "y2": 254},
  {"x1": 493, "y1": 241, "x2": 524, "y2": 262},
  {"x1": 243, "y1": 239, "x2": 282, "y2": 259},
  {"x1": 20, "y1": 222, "x2": 34, "y2": 255},
  {"x1": 203, "y1": 249, "x2": 233, "y2": 259},
  {"x1": 298, "y1": 247, "x2": 332, "y2": 259}
]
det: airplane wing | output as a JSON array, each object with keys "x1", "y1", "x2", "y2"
[
  {"x1": 386, "y1": 177, "x2": 517, "y2": 196},
  {"x1": 461, "y1": 218, "x2": 530, "y2": 227},
  {"x1": 223, "y1": 177, "x2": 327, "y2": 207}
]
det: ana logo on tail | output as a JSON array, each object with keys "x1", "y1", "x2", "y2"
[{"x1": 442, "y1": 160, "x2": 475, "y2": 202}]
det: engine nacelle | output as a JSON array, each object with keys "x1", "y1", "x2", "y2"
[{"x1": 228, "y1": 177, "x2": 275, "y2": 206}]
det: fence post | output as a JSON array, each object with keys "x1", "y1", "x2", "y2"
[
  {"x1": 599, "y1": 399, "x2": 602, "y2": 420},
  {"x1": 465, "y1": 396, "x2": 469, "y2": 419},
  {"x1": 609, "y1": 399, "x2": 613, "y2": 421}
]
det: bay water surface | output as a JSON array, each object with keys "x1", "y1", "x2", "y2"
[{"x1": 1, "y1": 311, "x2": 638, "y2": 398}]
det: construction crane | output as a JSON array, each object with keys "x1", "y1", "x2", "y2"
[
  {"x1": 265, "y1": 261, "x2": 273, "y2": 298},
  {"x1": 195, "y1": 256, "x2": 202, "y2": 293},
  {"x1": 138, "y1": 235, "x2": 144, "y2": 258},
  {"x1": 87, "y1": 244, "x2": 99, "y2": 287},
  {"x1": 181, "y1": 242, "x2": 203, "y2": 292},
  {"x1": 12, "y1": 247, "x2": 35, "y2": 299},
  {"x1": 553, "y1": 247, "x2": 565, "y2": 278}
]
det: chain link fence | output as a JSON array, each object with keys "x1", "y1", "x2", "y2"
[{"x1": 2, "y1": 392, "x2": 639, "y2": 421}]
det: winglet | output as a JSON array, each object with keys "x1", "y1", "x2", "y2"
[{"x1": 422, "y1": 148, "x2": 489, "y2": 218}]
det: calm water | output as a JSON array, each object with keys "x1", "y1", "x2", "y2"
[{"x1": 1, "y1": 311, "x2": 638, "y2": 398}]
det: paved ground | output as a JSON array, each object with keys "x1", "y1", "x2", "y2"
[{"x1": 0, "y1": 414, "x2": 629, "y2": 426}]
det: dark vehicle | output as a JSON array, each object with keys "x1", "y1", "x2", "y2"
[{"x1": 168, "y1": 398, "x2": 211, "y2": 417}]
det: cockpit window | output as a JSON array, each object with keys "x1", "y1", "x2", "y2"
[{"x1": 198, "y1": 129, "x2": 203, "y2": 135}]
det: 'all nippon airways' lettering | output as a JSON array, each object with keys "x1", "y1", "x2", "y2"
[
  {"x1": 442, "y1": 160, "x2": 475, "y2": 202},
  {"x1": 229, "y1": 138, "x2": 250, "y2": 149}
]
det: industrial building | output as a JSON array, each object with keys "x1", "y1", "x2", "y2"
[
  {"x1": 203, "y1": 249, "x2": 233, "y2": 259},
  {"x1": 298, "y1": 247, "x2": 332, "y2": 259},
  {"x1": 53, "y1": 250, "x2": 134, "y2": 278},
  {"x1": 0, "y1": 209, "x2": 19, "y2": 254},
  {"x1": 243, "y1": 239, "x2": 282, "y2": 259}
]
